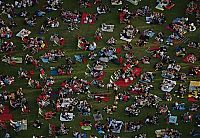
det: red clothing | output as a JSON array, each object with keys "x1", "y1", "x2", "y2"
[{"x1": 59, "y1": 38, "x2": 65, "y2": 46}]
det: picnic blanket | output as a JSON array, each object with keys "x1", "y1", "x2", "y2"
[
  {"x1": 11, "y1": 57, "x2": 23, "y2": 63},
  {"x1": 120, "y1": 36, "x2": 133, "y2": 42},
  {"x1": 183, "y1": 54, "x2": 197, "y2": 63},
  {"x1": 94, "y1": 93, "x2": 110, "y2": 102},
  {"x1": 2, "y1": 57, "x2": 23, "y2": 64},
  {"x1": 109, "y1": 120, "x2": 123, "y2": 133},
  {"x1": 81, "y1": 126, "x2": 92, "y2": 131},
  {"x1": 127, "y1": 0, "x2": 141, "y2": 5},
  {"x1": 188, "y1": 97, "x2": 198, "y2": 102},
  {"x1": 81, "y1": 13, "x2": 95, "y2": 24},
  {"x1": 60, "y1": 113, "x2": 74, "y2": 121},
  {"x1": 167, "y1": 116, "x2": 178, "y2": 125},
  {"x1": 101, "y1": 24, "x2": 115, "y2": 32},
  {"x1": 119, "y1": 11, "x2": 126, "y2": 23},
  {"x1": 16, "y1": 29, "x2": 31, "y2": 38},
  {"x1": 41, "y1": 57, "x2": 49, "y2": 63},
  {"x1": 155, "y1": 3, "x2": 165, "y2": 11},
  {"x1": 114, "y1": 67, "x2": 142, "y2": 87},
  {"x1": 0, "y1": 106, "x2": 13, "y2": 121},
  {"x1": 94, "y1": 71, "x2": 106, "y2": 80},
  {"x1": 111, "y1": 0, "x2": 122, "y2": 5},
  {"x1": 93, "y1": 113, "x2": 103, "y2": 121},
  {"x1": 155, "y1": 1, "x2": 175, "y2": 11},
  {"x1": 50, "y1": 69, "x2": 58, "y2": 76},
  {"x1": 19, "y1": 120, "x2": 28, "y2": 130},
  {"x1": 161, "y1": 79, "x2": 176, "y2": 92}
]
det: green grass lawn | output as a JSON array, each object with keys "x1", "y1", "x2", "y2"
[{"x1": 0, "y1": 0, "x2": 200, "y2": 138}]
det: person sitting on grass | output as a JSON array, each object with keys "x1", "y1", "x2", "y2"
[
  {"x1": 125, "y1": 105, "x2": 140, "y2": 117},
  {"x1": 32, "y1": 135, "x2": 45, "y2": 138},
  {"x1": 154, "y1": 62, "x2": 164, "y2": 71},
  {"x1": 125, "y1": 121, "x2": 143, "y2": 132},
  {"x1": 141, "y1": 56, "x2": 151, "y2": 64},
  {"x1": 187, "y1": 41, "x2": 200, "y2": 49},
  {"x1": 79, "y1": 0, "x2": 92, "y2": 8},
  {"x1": 122, "y1": 42, "x2": 132, "y2": 51},
  {"x1": 24, "y1": 54, "x2": 40, "y2": 67},
  {"x1": 35, "y1": 10, "x2": 46, "y2": 17},
  {"x1": 97, "y1": 4, "x2": 110, "y2": 14},
  {"x1": 155, "y1": 32, "x2": 164, "y2": 43},
  {"x1": 44, "y1": 111, "x2": 56, "y2": 120},
  {"x1": 188, "y1": 66, "x2": 200, "y2": 76},
  {"x1": 77, "y1": 100, "x2": 91, "y2": 116},
  {"x1": 21, "y1": 104, "x2": 30, "y2": 114},
  {"x1": 24, "y1": 17, "x2": 36, "y2": 27},
  {"x1": 27, "y1": 78, "x2": 41, "y2": 89},
  {"x1": 0, "y1": 104, "x2": 4, "y2": 114},
  {"x1": 95, "y1": 28, "x2": 103, "y2": 41},
  {"x1": 103, "y1": 104, "x2": 117, "y2": 114},
  {"x1": 0, "y1": 41, "x2": 16, "y2": 53},
  {"x1": 45, "y1": 0, "x2": 63, "y2": 12},
  {"x1": 33, "y1": 120, "x2": 43, "y2": 129},
  {"x1": 189, "y1": 103, "x2": 199, "y2": 112},
  {"x1": 175, "y1": 46, "x2": 186, "y2": 57},
  {"x1": 158, "y1": 104, "x2": 169, "y2": 115},
  {"x1": 186, "y1": 1, "x2": 198, "y2": 15}
]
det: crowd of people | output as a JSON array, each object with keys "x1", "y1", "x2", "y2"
[{"x1": 0, "y1": 0, "x2": 199, "y2": 138}]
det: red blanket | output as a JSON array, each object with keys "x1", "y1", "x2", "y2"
[
  {"x1": 0, "y1": 106, "x2": 13, "y2": 121},
  {"x1": 81, "y1": 13, "x2": 95, "y2": 24},
  {"x1": 114, "y1": 68, "x2": 142, "y2": 87}
]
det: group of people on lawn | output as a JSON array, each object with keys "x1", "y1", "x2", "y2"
[{"x1": 0, "y1": 0, "x2": 200, "y2": 138}]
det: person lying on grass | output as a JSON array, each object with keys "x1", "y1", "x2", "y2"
[
  {"x1": 128, "y1": 82, "x2": 154, "y2": 94},
  {"x1": 163, "y1": 92, "x2": 172, "y2": 101},
  {"x1": 50, "y1": 34, "x2": 65, "y2": 46},
  {"x1": 85, "y1": 61, "x2": 106, "y2": 79},
  {"x1": 115, "y1": 92, "x2": 130, "y2": 102},
  {"x1": 44, "y1": 111, "x2": 56, "y2": 120},
  {"x1": 144, "y1": 113, "x2": 159, "y2": 125},
  {"x1": 40, "y1": 49, "x2": 65, "y2": 62},
  {"x1": 187, "y1": 41, "x2": 200, "y2": 49},
  {"x1": 118, "y1": 5, "x2": 134, "y2": 24},
  {"x1": 103, "y1": 104, "x2": 117, "y2": 114},
  {"x1": 23, "y1": 37, "x2": 47, "y2": 54},
  {"x1": 122, "y1": 42, "x2": 133, "y2": 51},
  {"x1": 45, "y1": 0, "x2": 63, "y2": 12},
  {"x1": 125, "y1": 105, "x2": 140, "y2": 116},
  {"x1": 24, "y1": 16, "x2": 37, "y2": 27},
  {"x1": 120, "y1": 25, "x2": 139, "y2": 41},
  {"x1": 125, "y1": 121, "x2": 143, "y2": 132},
  {"x1": 77, "y1": 100, "x2": 91, "y2": 116},
  {"x1": 60, "y1": 76, "x2": 90, "y2": 94},
  {"x1": 0, "y1": 26, "x2": 13, "y2": 39},
  {"x1": 24, "y1": 54, "x2": 40, "y2": 67},
  {"x1": 45, "y1": 17, "x2": 59, "y2": 28},
  {"x1": 0, "y1": 41, "x2": 16, "y2": 53}
]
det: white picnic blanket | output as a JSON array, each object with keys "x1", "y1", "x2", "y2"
[
  {"x1": 60, "y1": 113, "x2": 74, "y2": 121},
  {"x1": 101, "y1": 24, "x2": 115, "y2": 32},
  {"x1": 111, "y1": 0, "x2": 122, "y2": 5},
  {"x1": 161, "y1": 79, "x2": 176, "y2": 92},
  {"x1": 109, "y1": 120, "x2": 123, "y2": 133},
  {"x1": 126, "y1": 0, "x2": 141, "y2": 5},
  {"x1": 16, "y1": 29, "x2": 31, "y2": 38},
  {"x1": 120, "y1": 36, "x2": 132, "y2": 42}
]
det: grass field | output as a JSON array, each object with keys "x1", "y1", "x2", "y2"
[{"x1": 0, "y1": 0, "x2": 200, "y2": 138}]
